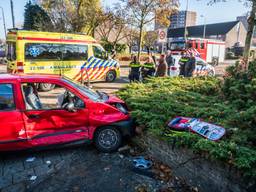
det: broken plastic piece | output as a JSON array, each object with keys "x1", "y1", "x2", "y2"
[
  {"x1": 26, "y1": 157, "x2": 36, "y2": 162},
  {"x1": 133, "y1": 156, "x2": 152, "y2": 169}
]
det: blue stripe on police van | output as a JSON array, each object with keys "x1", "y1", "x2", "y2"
[
  {"x1": 105, "y1": 60, "x2": 113, "y2": 68},
  {"x1": 99, "y1": 60, "x2": 107, "y2": 68},
  {"x1": 87, "y1": 59, "x2": 97, "y2": 69},
  {"x1": 93, "y1": 60, "x2": 103, "y2": 69}
]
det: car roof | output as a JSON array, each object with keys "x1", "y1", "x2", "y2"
[{"x1": 0, "y1": 74, "x2": 62, "y2": 81}]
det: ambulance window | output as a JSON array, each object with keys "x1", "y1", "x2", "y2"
[
  {"x1": 0, "y1": 84, "x2": 15, "y2": 111},
  {"x1": 25, "y1": 43, "x2": 62, "y2": 60},
  {"x1": 7, "y1": 42, "x2": 16, "y2": 61},
  {"x1": 62, "y1": 44, "x2": 88, "y2": 61},
  {"x1": 93, "y1": 46, "x2": 107, "y2": 60}
]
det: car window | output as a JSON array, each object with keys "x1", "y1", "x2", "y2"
[
  {"x1": 21, "y1": 83, "x2": 85, "y2": 110},
  {"x1": 25, "y1": 43, "x2": 62, "y2": 61},
  {"x1": 0, "y1": 84, "x2": 15, "y2": 111},
  {"x1": 93, "y1": 46, "x2": 107, "y2": 60},
  {"x1": 62, "y1": 44, "x2": 88, "y2": 61}
]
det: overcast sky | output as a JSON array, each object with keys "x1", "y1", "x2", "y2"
[{"x1": 0, "y1": 0, "x2": 249, "y2": 39}]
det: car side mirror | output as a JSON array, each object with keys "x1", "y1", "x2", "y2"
[{"x1": 65, "y1": 102, "x2": 77, "y2": 112}]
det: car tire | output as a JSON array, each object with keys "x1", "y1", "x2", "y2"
[
  {"x1": 208, "y1": 70, "x2": 215, "y2": 76},
  {"x1": 38, "y1": 83, "x2": 55, "y2": 92},
  {"x1": 106, "y1": 70, "x2": 116, "y2": 82},
  {"x1": 94, "y1": 126, "x2": 122, "y2": 152}
]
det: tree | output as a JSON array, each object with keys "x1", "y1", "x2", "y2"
[
  {"x1": 37, "y1": 0, "x2": 103, "y2": 35},
  {"x1": 121, "y1": 0, "x2": 178, "y2": 60},
  {"x1": 95, "y1": 5, "x2": 130, "y2": 49},
  {"x1": 143, "y1": 31, "x2": 158, "y2": 54},
  {"x1": 209, "y1": 0, "x2": 256, "y2": 70},
  {"x1": 23, "y1": 1, "x2": 53, "y2": 31}
]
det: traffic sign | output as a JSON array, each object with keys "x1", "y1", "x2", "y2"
[{"x1": 158, "y1": 28, "x2": 167, "y2": 43}]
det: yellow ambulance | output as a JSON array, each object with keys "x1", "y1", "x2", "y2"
[{"x1": 6, "y1": 30, "x2": 120, "y2": 90}]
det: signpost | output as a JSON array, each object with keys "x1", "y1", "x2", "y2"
[{"x1": 158, "y1": 28, "x2": 167, "y2": 53}]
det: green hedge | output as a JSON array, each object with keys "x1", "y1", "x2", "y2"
[{"x1": 118, "y1": 74, "x2": 256, "y2": 179}]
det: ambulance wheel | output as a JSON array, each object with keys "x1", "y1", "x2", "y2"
[
  {"x1": 94, "y1": 126, "x2": 122, "y2": 152},
  {"x1": 106, "y1": 70, "x2": 116, "y2": 82},
  {"x1": 38, "y1": 83, "x2": 55, "y2": 92}
]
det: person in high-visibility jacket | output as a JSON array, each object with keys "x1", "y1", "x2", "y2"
[
  {"x1": 141, "y1": 57, "x2": 156, "y2": 79},
  {"x1": 178, "y1": 52, "x2": 190, "y2": 76},
  {"x1": 129, "y1": 55, "x2": 142, "y2": 82}
]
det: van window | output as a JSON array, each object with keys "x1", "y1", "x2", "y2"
[
  {"x1": 7, "y1": 42, "x2": 16, "y2": 61},
  {"x1": 0, "y1": 84, "x2": 15, "y2": 111},
  {"x1": 25, "y1": 43, "x2": 62, "y2": 61},
  {"x1": 62, "y1": 44, "x2": 88, "y2": 61},
  {"x1": 93, "y1": 46, "x2": 107, "y2": 60}
]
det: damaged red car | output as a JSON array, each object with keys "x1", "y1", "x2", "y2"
[{"x1": 0, "y1": 74, "x2": 134, "y2": 152}]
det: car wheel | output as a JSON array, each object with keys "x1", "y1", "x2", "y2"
[
  {"x1": 38, "y1": 83, "x2": 55, "y2": 92},
  {"x1": 94, "y1": 126, "x2": 122, "y2": 152},
  {"x1": 208, "y1": 70, "x2": 215, "y2": 76},
  {"x1": 106, "y1": 70, "x2": 116, "y2": 82}
]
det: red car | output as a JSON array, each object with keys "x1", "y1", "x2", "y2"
[{"x1": 0, "y1": 74, "x2": 134, "y2": 152}]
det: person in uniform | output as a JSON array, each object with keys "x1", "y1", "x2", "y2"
[
  {"x1": 129, "y1": 55, "x2": 141, "y2": 82},
  {"x1": 141, "y1": 57, "x2": 156, "y2": 79},
  {"x1": 178, "y1": 52, "x2": 190, "y2": 76}
]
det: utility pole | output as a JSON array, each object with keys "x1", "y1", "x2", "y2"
[
  {"x1": 0, "y1": 7, "x2": 6, "y2": 39},
  {"x1": 10, "y1": 0, "x2": 15, "y2": 28},
  {"x1": 201, "y1": 15, "x2": 206, "y2": 39},
  {"x1": 184, "y1": 0, "x2": 189, "y2": 44}
]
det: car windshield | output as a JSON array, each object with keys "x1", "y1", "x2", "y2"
[
  {"x1": 170, "y1": 42, "x2": 186, "y2": 50},
  {"x1": 62, "y1": 77, "x2": 105, "y2": 102}
]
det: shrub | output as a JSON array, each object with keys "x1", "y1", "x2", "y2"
[{"x1": 118, "y1": 75, "x2": 256, "y2": 179}]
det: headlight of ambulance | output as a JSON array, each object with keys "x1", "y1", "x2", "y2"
[{"x1": 115, "y1": 103, "x2": 128, "y2": 114}]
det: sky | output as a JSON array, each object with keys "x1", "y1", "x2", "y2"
[{"x1": 0, "y1": 0, "x2": 250, "y2": 39}]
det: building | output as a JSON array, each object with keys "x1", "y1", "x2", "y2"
[
  {"x1": 237, "y1": 14, "x2": 249, "y2": 29},
  {"x1": 169, "y1": 10, "x2": 197, "y2": 29},
  {"x1": 167, "y1": 21, "x2": 247, "y2": 49}
]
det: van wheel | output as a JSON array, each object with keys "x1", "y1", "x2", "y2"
[
  {"x1": 94, "y1": 126, "x2": 122, "y2": 152},
  {"x1": 38, "y1": 83, "x2": 55, "y2": 92},
  {"x1": 106, "y1": 70, "x2": 116, "y2": 82}
]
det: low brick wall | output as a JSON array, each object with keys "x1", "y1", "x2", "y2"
[{"x1": 135, "y1": 134, "x2": 251, "y2": 192}]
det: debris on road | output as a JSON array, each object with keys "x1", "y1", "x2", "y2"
[
  {"x1": 133, "y1": 156, "x2": 153, "y2": 170},
  {"x1": 118, "y1": 145, "x2": 131, "y2": 154},
  {"x1": 26, "y1": 157, "x2": 36, "y2": 162},
  {"x1": 29, "y1": 175, "x2": 37, "y2": 181},
  {"x1": 46, "y1": 160, "x2": 51, "y2": 165}
]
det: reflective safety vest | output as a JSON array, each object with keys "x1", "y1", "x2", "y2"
[
  {"x1": 143, "y1": 62, "x2": 155, "y2": 69},
  {"x1": 179, "y1": 57, "x2": 189, "y2": 65},
  {"x1": 129, "y1": 62, "x2": 141, "y2": 68}
]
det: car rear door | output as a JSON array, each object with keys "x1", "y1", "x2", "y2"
[
  {"x1": 0, "y1": 82, "x2": 29, "y2": 151},
  {"x1": 21, "y1": 79, "x2": 90, "y2": 147}
]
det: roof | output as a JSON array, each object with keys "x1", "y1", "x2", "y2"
[
  {"x1": 7, "y1": 30, "x2": 97, "y2": 43},
  {"x1": 0, "y1": 74, "x2": 62, "y2": 81},
  {"x1": 168, "y1": 21, "x2": 239, "y2": 38}
]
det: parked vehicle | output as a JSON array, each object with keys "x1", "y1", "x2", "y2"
[
  {"x1": 169, "y1": 38, "x2": 225, "y2": 64},
  {"x1": 169, "y1": 55, "x2": 215, "y2": 77},
  {"x1": 6, "y1": 30, "x2": 120, "y2": 91},
  {"x1": 0, "y1": 74, "x2": 134, "y2": 152}
]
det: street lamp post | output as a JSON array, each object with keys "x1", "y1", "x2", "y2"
[
  {"x1": 0, "y1": 7, "x2": 7, "y2": 39},
  {"x1": 10, "y1": 0, "x2": 15, "y2": 28},
  {"x1": 201, "y1": 15, "x2": 206, "y2": 39},
  {"x1": 184, "y1": 0, "x2": 189, "y2": 42}
]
